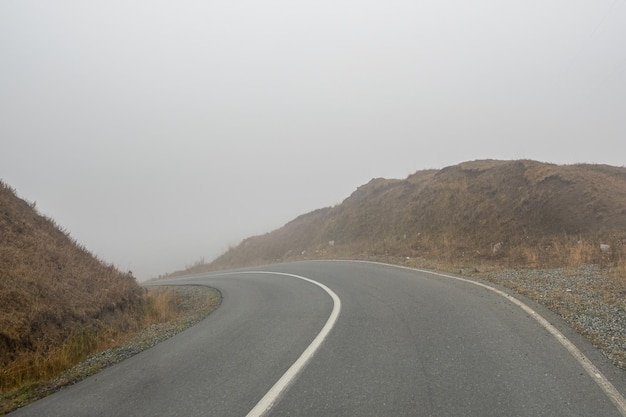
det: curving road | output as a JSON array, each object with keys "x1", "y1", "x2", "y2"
[{"x1": 10, "y1": 261, "x2": 626, "y2": 416}]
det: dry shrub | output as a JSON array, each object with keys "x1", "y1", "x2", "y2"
[
  {"x1": 613, "y1": 258, "x2": 626, "y2": 282},
  {"x1": 142, "y1": 288, "x2": 185, "y2": 325},
  {"x1": 511, "y1": 239, "x2": 594, "y2": 268},
  {"x1": 565, "y1": 240, "x2": 597, "y2": 265},
  {"x1": 1, "y1": 329, "x2": 116, "y2": 391},
  {"x1": 607, "y1": 246, "x2": 626, "y2": 298}
]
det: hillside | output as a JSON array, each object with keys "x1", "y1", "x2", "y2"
[
  {"x1": 0, "y1": 181, "x2": 144, "y2": 388},
  {"x1": 198, "y1": 160, "x2": 626, "y2": 272}
]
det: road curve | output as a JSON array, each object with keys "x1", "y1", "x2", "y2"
[{"x1": 10, "y1": 261, "x2": 626, "y2": 417}]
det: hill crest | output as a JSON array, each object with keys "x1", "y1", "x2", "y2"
[{"x1": 182, "y1": 160, "x2": 626, "y2": 273}]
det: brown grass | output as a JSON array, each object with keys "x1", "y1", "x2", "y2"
[
  {"x1": 142, "y1": 287, "x2": 187, "y2": 324},
  {"x1": 0, "y1": 286, "x2": 220, "y2": 416},
  {"x1": 2, "y1": 329, "x2": 116, "y2": 391},
  {"x1": 0, "y1": 180, "x2": 223, "y2": 403},
  {"x1": 182, "y1": 160, "x2": 626, "y2": 273},
  {"x1": 0, "y1": 181, "x2": 145, "y2": 393},
  {"x1": 0, "y1": 287, "x2": 189, "y2": 394}
]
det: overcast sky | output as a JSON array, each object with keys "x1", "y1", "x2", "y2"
[{"x1": 2, "y1": 1, "x2": 625, "y2": 280}]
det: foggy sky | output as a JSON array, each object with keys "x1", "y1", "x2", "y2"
[{"x1": 2, "y1": 1, "x2": 625, "y2": 280}]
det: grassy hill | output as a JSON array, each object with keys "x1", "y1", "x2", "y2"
[
  {"x1": 194, "y1": 160, "x2": 626, "y2": 272},
  {"x1": 0, "y1": 181, "x2": 144, "y2": 391}
]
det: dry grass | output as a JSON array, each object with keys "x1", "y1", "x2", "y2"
[
  {"x1": 0, "y1": 181, "x2": 145, "y2": 394},
  {"x1": 142, "y1": 287, "x2": 187, "y2": 324},
  {"x1": 187, "y1": 160, "x2": 626, "y2": 274},
  {"x1": 0, "y1": 181, "x2": 222, "y2": 401},
  {"x1": 2, "y1": 329, "x2": 117, "y2": 391},
  {"x1": 0, "y1": 287, "x2": 189, "y2": 395},
  {"x1": 1, "y1": 287, "x2": 220, "y2": 415},
  {"x1": 613, "y1": 259, "x2": 626, "y2": 284}
]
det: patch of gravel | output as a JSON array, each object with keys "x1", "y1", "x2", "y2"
[
  {"x1": 480, "y1": 265, "x2": 626, "y2": 370},
  {"x1": 39, "y1": 286, "x2": 221, "y2": 397}
]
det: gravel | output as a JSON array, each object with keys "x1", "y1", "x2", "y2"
[{"x1": 479, "y1": 265, "x2": 626, "y2": 370}]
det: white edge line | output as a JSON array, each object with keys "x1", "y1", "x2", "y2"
[
  {"x1": 214, "y1": 271, "x2": 341, "y2": 417},
  {"x1": 353, "y1": 260, "x2": 626, "y2": 416}
]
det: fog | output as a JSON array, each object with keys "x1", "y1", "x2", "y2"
[{"x1": 2, "y1": 1, "x2": 625, "y2": 280}]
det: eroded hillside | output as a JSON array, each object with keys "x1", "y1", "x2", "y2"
[{"x1": 199, "y1": 160, "x2": 626, "y2": 271}]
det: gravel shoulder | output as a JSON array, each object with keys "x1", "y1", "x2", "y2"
[{"x1": 477, "y1": 264, "x2": 626, "y2": 370}]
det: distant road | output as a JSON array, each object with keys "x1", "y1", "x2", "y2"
[{"x1": 10, "y1": 261, "x2": 626, "y2": 416}]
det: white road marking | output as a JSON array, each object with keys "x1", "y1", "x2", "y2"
[
  {"x1": 219, "y1": 271, "x2": 341, "y2": 417},
  {"x1": 358, "y1": 261, "x2": 626, "y2": 417}
]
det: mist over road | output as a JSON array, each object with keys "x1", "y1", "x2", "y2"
[{"x1": 11, "y1": 261, "x2": 626, "y2": 416}]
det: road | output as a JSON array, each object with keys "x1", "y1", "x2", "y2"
[{"x1": 10, "y1": 261, "x2": 626, "y2": 416}]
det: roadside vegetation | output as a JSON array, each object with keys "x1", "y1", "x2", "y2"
[
  {"x1": 174, "y1": 160, "x2": 626, "y2": 275},
  {"x1": 1, "y1": 286, "x2": 220, "y2": 415},
  {"x1": 0, "y1": 182, "x2": 220, "y2": 414},
  {"x1": 1, "y1": 286, "x2": 205, "y2": 392}
]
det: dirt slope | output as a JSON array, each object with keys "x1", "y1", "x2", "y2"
[
  {"x1": 202, "y1": 160, "x2": 626, "y2": 271},
  {"x1": 0, "y1": 181, "x2": 144, "y2": 368}
]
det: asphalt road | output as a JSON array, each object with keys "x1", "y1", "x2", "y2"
[{"x1": 10, "y1": 261, "x2": 626, "y2": 416}]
